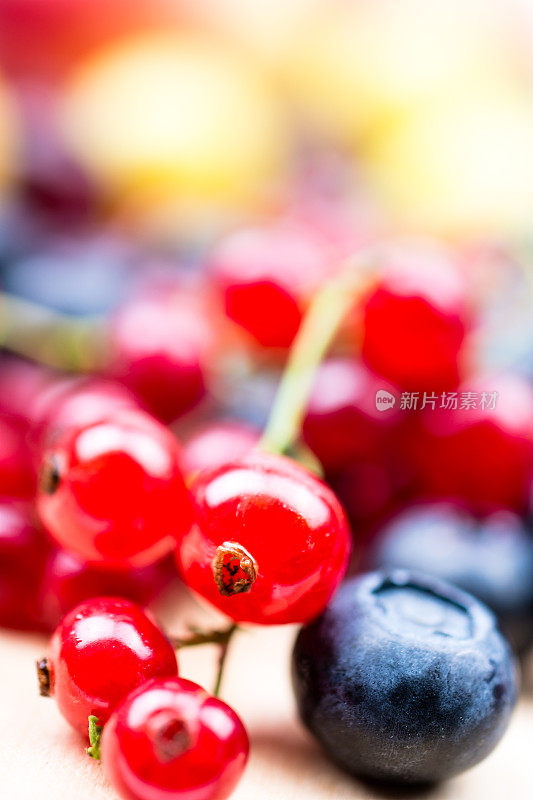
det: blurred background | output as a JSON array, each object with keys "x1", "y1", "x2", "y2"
[{"x1": 1, "y1": 0, "x2": 533, "y2": 244}]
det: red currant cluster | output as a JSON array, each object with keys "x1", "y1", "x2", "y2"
[{"x1": 0, "y1": 227, "x2": 531, "y2": 795}]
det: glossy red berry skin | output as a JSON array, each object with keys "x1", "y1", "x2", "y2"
[
  {"x1": 410, "y1": 374, "x2": 533, "y2": 514},
  {"x1": 44, "y1": 597, "x2": 178, "y2": 736},
  {"x1": 107, "y1": 294, "x2": 212, "y2": 423},
  {"x1": 38, "y1": 549, "x2": 176, "y2": 632},
  {"x1": 0, "y1": 356, "x2": 53, "y2": 429},
  {"x1": 302, "y1": 358, "x2": 403, "y2": 474},
  {"x1": 37, "y1": 409, "x2": 194, "y2": 566},
  {"x1": 102, "y1": 677, "x2": 249, "y2": 800},
  {"x1": 0, "y1": 501, "x2": 51, "y2": 630},
  {"x1": 361, "y1": 243, "x2": 469, "y2": 391},
  {"x1": 31, "y1": 376, "x2": 138, "y2": 454},
  {"x1": 209, "y1": 224, "x2": 334, "y2": 349},
  {"x1": 182, "y1": 421, "x2": 260, "y2": 479},
  {"x1": 176, "y1": 452, "x2": 351, "y2": 625},
  {"x1": 0, "y1": 417, "x2": 36, "y2": 498}
]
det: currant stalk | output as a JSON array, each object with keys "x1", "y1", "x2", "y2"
[
  {"x1": 194, "y1": 246, "x2": 382, "y2": 694},
  {"x1": 0, "y1": 291, "x2": 104, "y2": 371},
  {"x1": 259, "y1": 246, "x2": 381, "y2": 455}
]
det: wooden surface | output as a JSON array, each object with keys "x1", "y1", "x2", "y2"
[{"x1": 1, "y1": 584, "x2": 532, "y2": 799}]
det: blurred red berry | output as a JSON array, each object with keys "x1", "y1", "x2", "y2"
[
  {"x1": 38, "y1": 548, "x2": 176, "y2": 632},
  {"x1": 209, "y1": 224, "x2": 334, "y2": 349},
  {"x1": 410, "y1": 374, "x2": 533, "y2": 514},
  {"x1": 106, "y1": 294, "x2": 212, "y2": 423},
  {"x1": 0, "y1": 417, "x2": 36, "y2": 498},
  {"x1": 0, "y1": 357, "x2": 54, "y2": 430},
  {"x1": 182, "y1": 420, "x2": 260, "y2": 478},
  {"x1": 37, "y1": 408, "x2": 193, "y2": 567},
  {"x1": 303, "y1": 358, "x2": 403, "y2": 473},
  {"x1": 330, "y1": 460, "x2": 409, "y2": 548},
  {"x1": 0, "y1": 500, "x2": 51, "y2": 630},
  {"x1": 0, "y1": 0, "x2": 180, "y2": 81},
  {"x1": 361, "y1": 243, "x2": 470, "y2": 391}
]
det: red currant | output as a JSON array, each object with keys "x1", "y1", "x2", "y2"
[
  {"x1": 361, "y1": 242, "x2": 470, "y2": 390},
  {"x1": 37, "y1": 408, "x2": 194, "y2": 566},
  {"x1": 176, "y1": 451, "x2": 351, "y2": 625},
  {"x1": 106, "y1": 293, "x2": 212, "y2": 423},
  {"x1": 209, "y1": 223, "x2": 334, "y2": 349},
  {"x1": 410, "y1": 373, "x2": 533, "y2": 513},
  {"x1": 38, "y1": 596, "x2": 178, "y2": 736},
  {"x1": 330, "y1": 460, "x2": 407, "y2": 548},
  {"x1": 182, "y1": 421, "x2": 260, "y2": 478},
  {"x1": 31, "y1": 375, "x2": 138, "y2": 454},
  {"x1": 0, "y1": 416, "x2": 36, "y2": 498},
  {"x1": 302, "y1": 358, "x2": 403, "y2": 474},
  {"x1": 101, "y1": 677, "x2": 249, "y2": 800},
  {"x1": 38, "y1": 548, "x2": 176, "y2": 631},
  {"x1": 0, "y1": 500, "x2": 51, "y2": 630},
  {"x1": 0, "y1": 356, "x2": 53, "y2": 429}
]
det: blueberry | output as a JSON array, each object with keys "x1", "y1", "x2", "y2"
[
  {"x1": 292, "y1": 569, "x2": 518, "y2": 785},
  {"x1": 1, "y1": 235, "x2": 134, "y2": 316},
  {"x1": 369, "y1": 503, "x2": 533, "y2": 654}
]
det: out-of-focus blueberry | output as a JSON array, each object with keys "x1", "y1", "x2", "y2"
[
  {"x1": 292, "y1": 569, "x2": 518, "y2": 785},
  {"x1": 1, "y1": 235, "x2": 134, "y2": 316},
  {"x1": 369, "y1": 503, "x2": 533, "y2": 654}
]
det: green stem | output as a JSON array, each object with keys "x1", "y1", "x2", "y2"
[
  {"x1": 87, "y1": 716, "x2": 103, "y2": 761},
  {"x1": 170, "y1": 623, "x2": 239, "y2": 650},
  {"x1": 0, "y1": 291, "x2": 105, "y2": 371},
  {"x1": 259, "y1": 247, "x2": 381, "y2": 456},
  {"x1": 171, "y1": 623, "x2": 239, "y2": 698},
  {"x1": 212, "y1": 624, "x2": 238, "y2": 698}
]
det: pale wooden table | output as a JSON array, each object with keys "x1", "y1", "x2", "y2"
[{"x1": 1, "y1": 584, "x2": 532, "y2": 799}]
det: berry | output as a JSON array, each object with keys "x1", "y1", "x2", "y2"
[
  {"x1": 330, "y1": 460, "x2": 407, "y2": 546},
  {"x1": 411, "y1": 373, "x2": 533, "y2": 513},
  {"x1": 369, "y1": 503, "x2": 533, "y2": 654},
  {"x1": 37, "y1": 408, "x2": 194, "y2": 566},
  {"x1": 0, "y1": 501, "x2": 51, "y2": 630},
  {"x1": 38, "y1": 596, "x2": 178, "y2": 736},
  {"x1": 209, "y1": 224, "x2": 334, "y2": 349},
  {"x1": 293, "y1": 570, "x2": 518, "y2": 785},
  {"x1": 176, "y1": 451, "x2": 351, "y2": 625},
  {"x1": 0, "y1": 356, "x2": 53, "y2": 429},
  {"x1": 361, "y1": 243, "x2": 469, "y2": 390},
  {"x1": 0, "y1": 0, "x2": 179, "y2": 81},
  {"x1": 182, "y1": 420, "x2": 260, "y2": 478},
  {"x1": 107, "y1": 294, "x2": 212, "y2": 423},
  {"x1": 0, "y1": 417, "x2": 36, "y2": 498},
  {"x1": 101, "y1": 677, "x2": 249, "y2": 800},
  {"x1": 4, "y1": 233, "x2": 132, "y2": 316},
  {"x1": 15, "y1": 87, "x2": 95, "y2": 225},
  {"x1": 38, "y1": 548, "x2": 176, "y2": 632},
  {"x1": 31, "y1": 375, "x2": 138, "y2": 454},
  {"x1": 302, "y1": 358, "x2": 402, "y2": 473}
]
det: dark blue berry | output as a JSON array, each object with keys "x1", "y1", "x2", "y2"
[
  {"x1": 292, "y1": 569, "x2": 518, "y2": 785},
  {"x1": 369, "y1": 503, "x2": 533, "y2": 654}
]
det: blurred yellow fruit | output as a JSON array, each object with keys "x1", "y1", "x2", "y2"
[
  {"x1": 362, "y1": 88, "x2": 533, "y2": 239},
  {"x1": 286, "y1": 0, "x2": 527, "y2": 143},
  {"x1": 60, "y1": 34, "x2": 288, "y2": 211}
]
